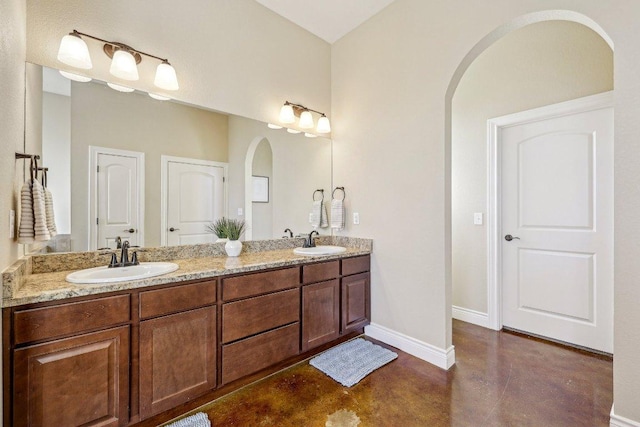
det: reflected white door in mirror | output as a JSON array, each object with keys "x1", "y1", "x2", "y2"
[
  {"x1": 89, "y1": 146, "x2": 145, "y2": 250},
  {"x1": 161, "y1": 156, "x2": 228, "y2": 246}
]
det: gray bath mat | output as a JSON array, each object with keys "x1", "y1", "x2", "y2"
[
  {"x1": 310, "y1": 338, "x2": 398, "y2": 387},
  {"x1": 165, "y1": 412, "x2": 211, "y2": 427}
]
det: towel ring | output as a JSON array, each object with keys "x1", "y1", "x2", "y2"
[
  {"x1": 313, "y1": 189, "x2": 324, "y2": 201},
  {"x1": 332, "y1": 187, "x2": 345, "y2": 201}
]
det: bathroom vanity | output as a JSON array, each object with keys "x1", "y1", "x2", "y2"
[{"x1": 2, "y1": 239, "x2": 371, "y2": 426}]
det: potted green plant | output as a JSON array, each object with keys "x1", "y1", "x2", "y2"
[
  {"x1": 222, "y1": 218, "x2": 246, "y2": 257},
  {"x1": 206, "y1": 218, "x2": 229, "y2": 243}
]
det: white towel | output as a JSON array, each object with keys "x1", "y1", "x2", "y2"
[
  {"x1": 44, "y1": 188, "x2": 57, "y2": 237},
  {"x1": 310, "y1": 200, "x2": 329, "y2": 229},
  {"x1": 330, "y1": 198, "x2": 345, "y2": 230},
  {"x1": 166, "y1": 412, "x2": 211, "y2": 427},
  {"x1": 18, "y1": 180, "x2": 34, "y2": 244},
  {"x1": 32, "y1": 179, "x2": 50, "y2": 241}
]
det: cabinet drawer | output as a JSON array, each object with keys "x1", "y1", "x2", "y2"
[
  {"x1": 140, "y1": 280, "x2": 216, "y2": 320},
  {"x1": 342, "y1": 255, "x2": 370, "y2": 276},
  {"x1": 303, "y1": 260, "x2": 339, "y2": 284},
  {"x1": 14, "y1": 295, "x2": 130, "y2": 345},
  {"x1": 222, "y1": 289, "x2": 299, "y2": 343},
  {"x1": 221, "y1": 323, "x2": 299, "y2": 384},
  {"x1": 222, "y1": 267, "x2": 299, "y2": 301}
]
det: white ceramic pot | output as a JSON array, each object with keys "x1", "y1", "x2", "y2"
[{"x1": 225, "y1": 239, "x2": 242, "y2": 257}]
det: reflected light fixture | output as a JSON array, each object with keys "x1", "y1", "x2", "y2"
[
  {"x1": 148, "y1": 93, "x2": 171, "y2": 101},
  {"x1": 107, "y1": 82, "x2": 134, "y2": 93},
  {"x1": 59, "y1": 70, "x2": 92, "y2": 82},
  {"x1": 278, "y1": 101, "x2": 331, "y2": 134},
  {"x1": 287, "y1": 128, "x2": 301, "y2": 134},
  {"x1": 56, "y1": 30, "x2": 179, "y2": 92},
  {"x1": 267, "y1": 123, "x2": 282, "y2": 129},
  {"x1": 304, "y1": 133, "x2": 317, "y2": 138}
]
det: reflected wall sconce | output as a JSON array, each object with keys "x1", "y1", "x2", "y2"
[
  {"x1": 56, "y1": 30, "x2": 179, "y2": 94},
  {"x1": 277, "y1": 101, "x2": 331, "y2": 135}
]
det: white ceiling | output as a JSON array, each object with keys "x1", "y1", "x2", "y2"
[{"x1": 255, "y1": 0, "x2": 396, "y2": 44}]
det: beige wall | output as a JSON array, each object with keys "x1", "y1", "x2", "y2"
[
  {"x1": 227, "y1": 115, "x2": 332, "y2": 239},
  {"x1": 0, "y1": 0, "x2": 26, "y2": 271},
  {"x1": 332, "y1": 0, "x2": 640, "y2": 421},
  {"x1": 251, "y1": 140, "x2": 274, "y2": 240},
  {"x1": 42, "y1": 91, "x2": 72, "y2": 234},
  {"x1": 452, "y1": 21, "x2": 613, "y2": 313},
  {"x1": 25, "y1": 0, "x2": 331, "y2": 128},
  {"x1": 70, "y1": 82, "x2": 228, "y2": 250}
]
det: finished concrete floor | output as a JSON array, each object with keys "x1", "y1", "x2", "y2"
[{"x1": 167, "y1": 320, "x2": 612, "y2": 426}]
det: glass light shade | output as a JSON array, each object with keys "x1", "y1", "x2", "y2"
[
  {"x1": 267, "y1": 123, "x2": 283, "y2": 129},
  {"x1": 279, "y1": 104, "x2": 296, "y2": 124},
  {"x1": 304, "y1": 133, "x2": 317, "y2": 138},
  {"x1": 149, "y1": 93, "x2": 171, "y2": 101},
  {"x1": 299, "y1": 110, "x2": 314, "y2": 129},
  {"x1": 59, "y1": 70, "x2": 92, "y2": 82},
  {"x1": 107, "y1": 82, "x2": 134, "y2": 93},
  {"x1": 286, "y1": 128, "x2": 301, "y2": 134},
  {"x1": 154, "y1": 62, "x2": 179, "y2": 91},
  {"x1": 110, "y1": 50, "x2": 139, "y2": 81},
  {"x1": 316, "y1": 116, "x2": 331, "y2": 133},
  {"x1": 57, "y1": 34, "x2": 92, "y2": 69}
]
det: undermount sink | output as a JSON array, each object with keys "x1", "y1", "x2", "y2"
[
  {"x1": 293, "y1": 246, "x2": 347, "y2": 256},
  {"x1": 66, "y1": 262, "x2": 179, "y2": 284}
]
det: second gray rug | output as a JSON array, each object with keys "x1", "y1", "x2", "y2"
[{"x1": 310, "y1": 338, "x2": 398, "y2": 387}]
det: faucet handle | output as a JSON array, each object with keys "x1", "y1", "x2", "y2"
[{"x1": 108, "y1": 253, "x2": 118, "y2": 268}]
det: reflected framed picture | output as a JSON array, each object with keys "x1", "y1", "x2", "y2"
[{"x1": 252, "y1": 175, "x2": 269, "y2": 203}]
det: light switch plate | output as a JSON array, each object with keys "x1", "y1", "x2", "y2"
[
  {"x1": 9, "y1": 210, "x2": 15, "y2": 239},
  {"x1": 474, "y1": 212, "x2": 483, "y2": 225},
  {"x1": 353, "y1": 212, "x2": 360, "y2": 225}
]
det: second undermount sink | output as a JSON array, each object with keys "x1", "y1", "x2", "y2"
[
  {"x1": 293, "y1": 246, "x2": 347, "y2": 256},
  {"x1": 66, "y1": 262, "x2": 179, "y2": 284}
]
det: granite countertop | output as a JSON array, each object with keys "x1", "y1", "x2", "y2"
[{"x1": 2, "y1": 237, "x2": 372, "y2": 308}]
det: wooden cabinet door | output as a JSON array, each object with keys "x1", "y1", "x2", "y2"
[
  {"x1": 139, "y1": 306, "x2": 216, "y2": 419},
  {"x1": 302, "y1": 279, "x2": 340, "y2": 351},
  {"x1": 13, "y1": 326, "x2": 130, "y2": 427},
  {"x1": 341, "y1": 273, "x2": 371, "y2": 334}
]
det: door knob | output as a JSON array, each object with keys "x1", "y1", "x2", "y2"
[
  {"x1": 504, "y1": 234, "x2": 520, "y2": 241},
  {"x1": 123, "y1": 228, "x2": 135, "y2": 233},
  {"x1": 169, "y1": 227, "x2": 180, "y2": 232}
]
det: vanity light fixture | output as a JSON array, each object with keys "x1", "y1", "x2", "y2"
[
  {"x1": 278, "y1": 101, "x2": 331, "y2": 134},
  {"x1": 56, "y1": 30, "x2": 179, "y2": 91}
]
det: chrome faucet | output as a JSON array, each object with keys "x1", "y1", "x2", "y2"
[{"x1": 304, "y1": 231, "x2": 319, "y2": 248}]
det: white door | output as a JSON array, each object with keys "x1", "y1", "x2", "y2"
[
  {"x1": 501, "y1": 98, "x2": 613, "y2": 353},
  {"x1": 165, "y1": 159, "x2": 225, "y2": 246},
  {"x1": 96, "y1": 152, "x2": 142, "y2": 249}
]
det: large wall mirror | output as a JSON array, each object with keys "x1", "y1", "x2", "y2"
[{"x1": 24, "y1": 63, "x2": 332, "y2": 252}]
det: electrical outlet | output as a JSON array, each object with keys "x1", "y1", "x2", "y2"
[
  {"x1": 309, "y1": 213, "x2": 313, "y2": 223},
  {"x1": 474, "y1": 212, "x2": 483, "y2": 225},
  {"x1": 237, "y1": 208, "x2": 243, "y2": 216},
  {"x1": 353, "y1": 212, "x2": 360, "y2": 225},
  {"x1": 9, "y1": 210, "x2": 15, "y2": 239}
]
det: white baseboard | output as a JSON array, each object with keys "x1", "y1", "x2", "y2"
[
  {"x1": 452, "y1": 305, "x2": 490, "y2": 329},
  {"x1": 611, "y1": 405, "x2": 640, "y2": 427},
  {"x1": 365, "y1": 322, "x2": 455, "y2": 370}
]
